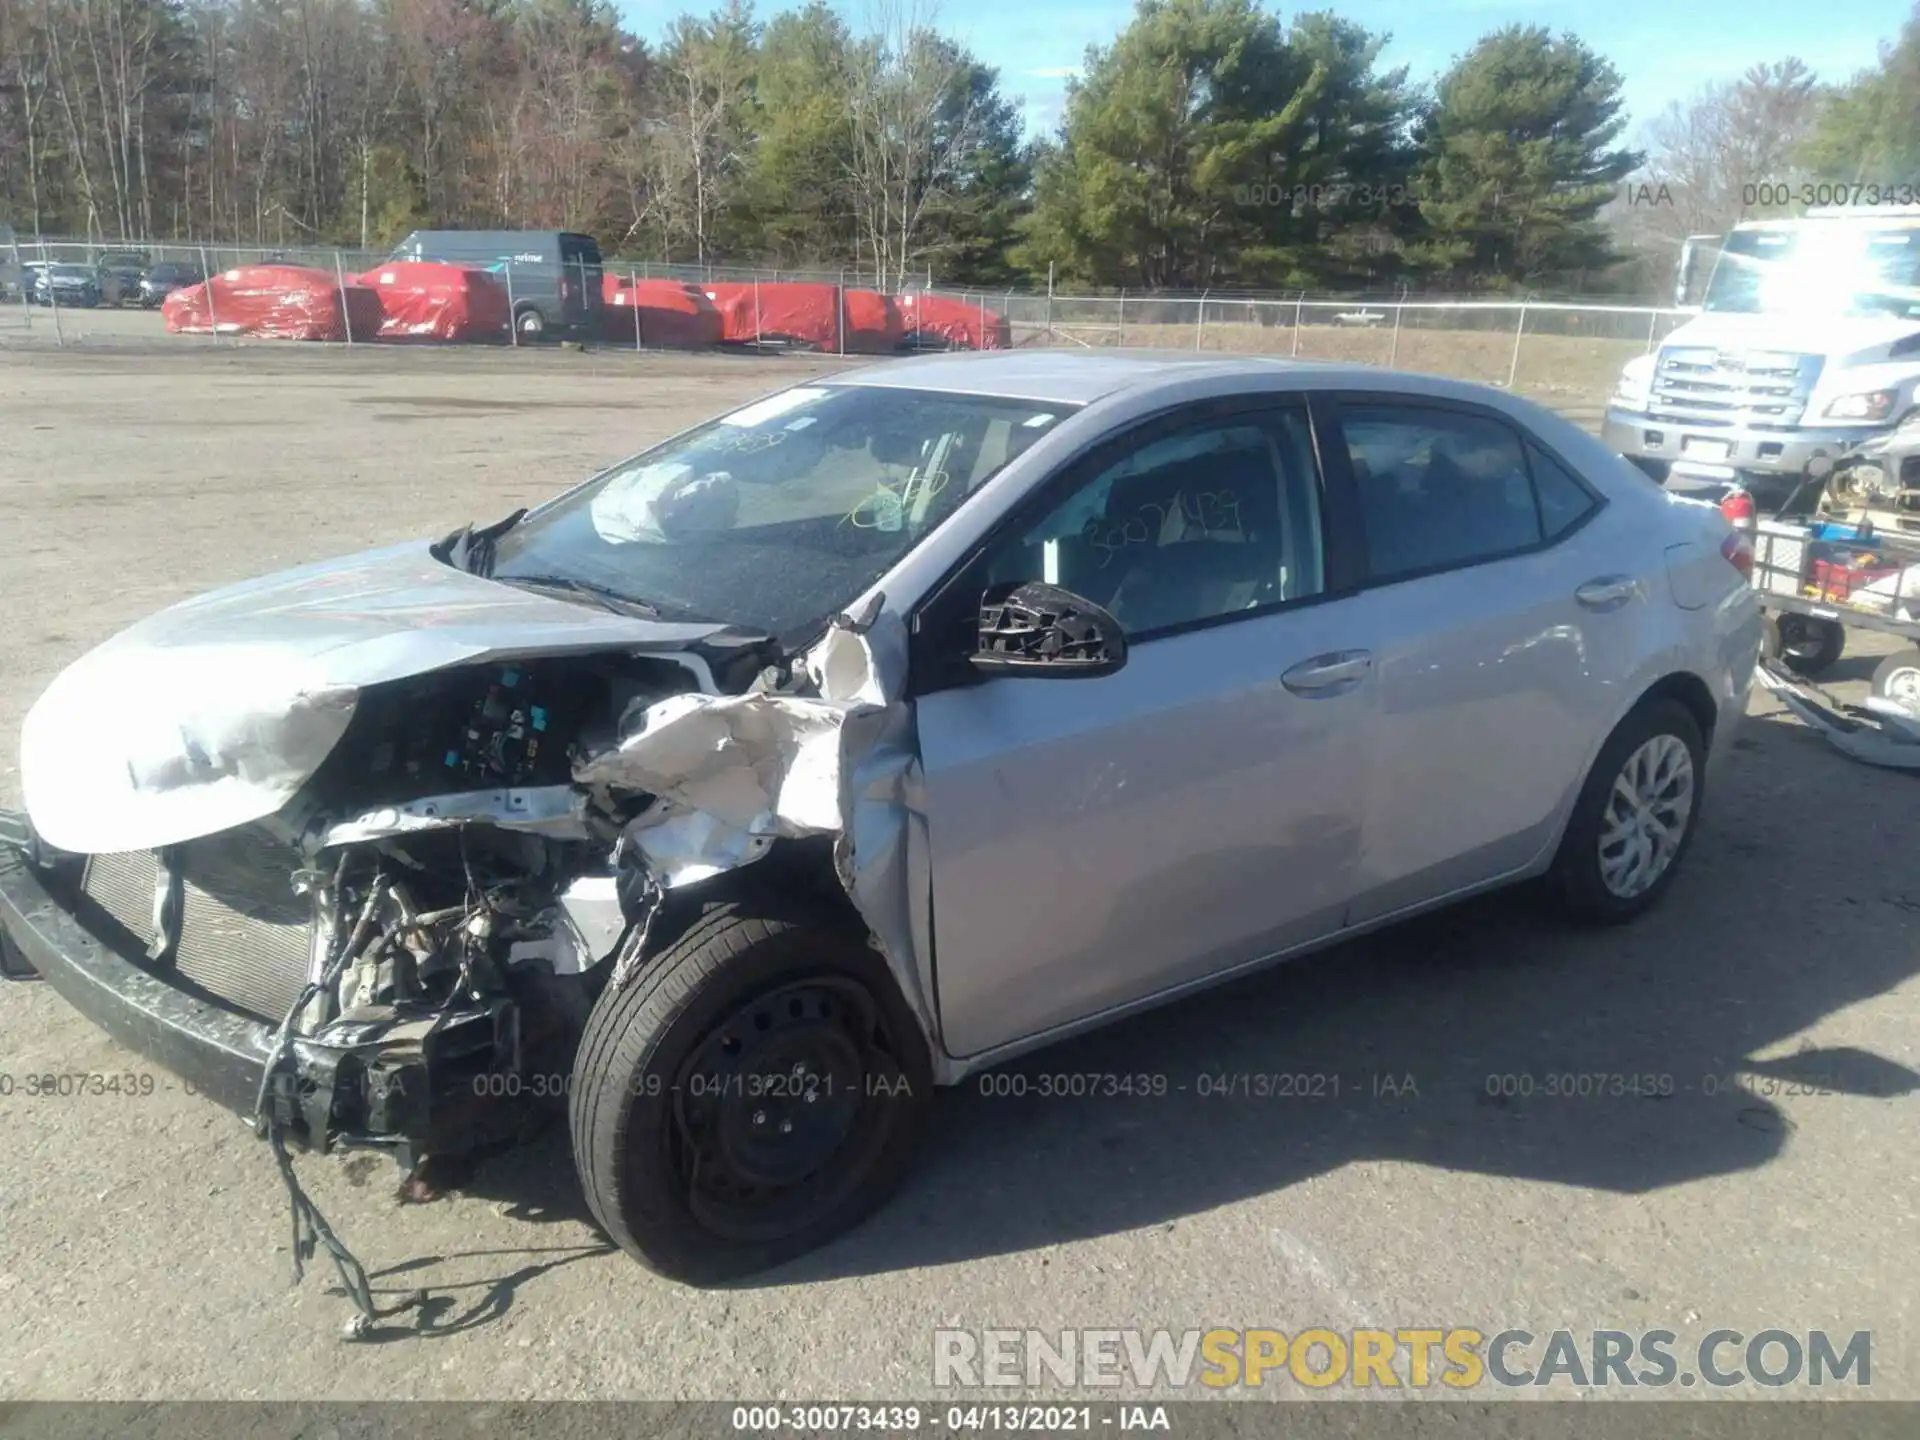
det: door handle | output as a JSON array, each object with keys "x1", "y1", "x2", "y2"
[
  {"x1": 1575, "y1": 575, "x2": 1637, "y2": 612},
  {"x1": 1281, "y1": 649, "x2": 1373, "y2": 696}
]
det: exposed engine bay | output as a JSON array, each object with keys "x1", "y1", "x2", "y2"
[
  {"x1": 158, "y1": 639, "x2": 814, "y2": 1166},
  {"x1": 245, "y1": 653, "x2": 708, "y2": 1150}
]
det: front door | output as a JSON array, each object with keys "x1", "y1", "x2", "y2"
[{"x1": 912, "y1": 400, "x2": 1376, "y2": 1059}]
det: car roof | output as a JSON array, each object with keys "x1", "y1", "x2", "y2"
[{"x1": 829, "y1": 349, "x2": 1519, "y2": 410}]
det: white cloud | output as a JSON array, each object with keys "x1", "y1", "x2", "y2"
[{"x1": 1024, "y1": 65, "x2": 1081, "y2": 78}]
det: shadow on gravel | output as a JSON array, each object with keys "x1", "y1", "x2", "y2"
[
  {"x1": 340, "y1": 1238, "x2": 616, "y2": 1341},
  {"x1": 448, "y1": 707, "x2": 1920, "y2": 1288}
]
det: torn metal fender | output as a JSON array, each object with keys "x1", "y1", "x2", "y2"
[
  {"x1": 1756, "y1": 662, "x2": 1920, "y2": 769},
  {"x1": 584, "y1": 608, "x2": 944, "y2": 1054},
  {"x1": 826, "y1": 608, "x2": 941, "y2": 1050},
  {"x1": 836, "y1": 694, "x2": 942, "y2": 1058},
  {"x1": 574, "y1": 691, "x2": 849, "y2": 883}
]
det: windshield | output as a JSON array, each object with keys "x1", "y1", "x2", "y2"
[
  {"x1": 486, "y1": 384, "x2": 1071, "y2": 645},
  {"x1": 1702, "y1": 223, "x2": 1920, "y2": 319}
]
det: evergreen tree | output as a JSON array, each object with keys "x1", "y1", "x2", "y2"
[{"x1": 1409, "y1": 26, "x2": 1639, "y2": 291}]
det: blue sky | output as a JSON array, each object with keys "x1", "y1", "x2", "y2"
[{"x1": 615, "y1": 0, "x2": 1904, "y2": 144}]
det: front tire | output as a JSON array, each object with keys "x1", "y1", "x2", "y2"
[
  {"x1": 569, "y1": 895, "x2": 932, "y2": 1283},
  {"x1": 1549, "y1": 698, "x2": 1706, "y2": 925}
]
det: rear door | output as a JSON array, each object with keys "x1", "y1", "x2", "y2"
[
  {"x1": 560, "y1": 233, "x2": 603, "y2": 332},
  {"x1": 912, "y1": 397, "x2": 1378, "y2": 1059},
  {"x1": 1315, "y1": 394, "x2": 1637, "y2": 923}
]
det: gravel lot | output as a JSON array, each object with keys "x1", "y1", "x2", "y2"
[{"x1": 0, "y1": 337, "x2": 1915, "y2": 1403}]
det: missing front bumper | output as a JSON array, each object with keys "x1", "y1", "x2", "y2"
[
  {"x1": 1755, "y1": 662, "x2": 1920, "y2": 769},
  {"x1": 0, "y1": 845, "x2": 533, "y2": 1162}
]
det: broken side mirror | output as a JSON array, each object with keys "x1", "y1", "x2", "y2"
[{"x1": 971, "y1": 581, "x2": 1128, "y2": 678}]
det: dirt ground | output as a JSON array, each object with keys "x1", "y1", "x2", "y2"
[{"x1": 0, "y1": 337, "x2": 1915, "y2": 1403}]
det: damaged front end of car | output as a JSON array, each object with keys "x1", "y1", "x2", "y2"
[{"x1": 0, "y1": 538, "x2": 933, "y2": 1333}]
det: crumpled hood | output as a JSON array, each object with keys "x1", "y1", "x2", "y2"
[{"x1": 21, "y1": 539, "x2": 727, "y2": 855}]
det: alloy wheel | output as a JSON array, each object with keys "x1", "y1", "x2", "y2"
[{"x1": 1597, "y1": 734, "x2": 1695, "y2": 899}]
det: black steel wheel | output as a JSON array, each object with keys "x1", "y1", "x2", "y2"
[
  {"x1": 1770, "y1": 613, "x2": 1846, "y2": 677},
  {"x1": 570, "y1": 894, "x2": 931, "y2": 1282},
  {"x1": 672, "y1": 976, "x2": 896, "y2": 1243}
]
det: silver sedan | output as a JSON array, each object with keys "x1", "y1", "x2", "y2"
[{"x1": 0, "y1": 352, "x2": 1763, "y2": 1298}]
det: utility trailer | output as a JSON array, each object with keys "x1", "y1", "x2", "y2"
[{"x1": 1715, "y1": 438, "x2": 1920, "y2": 767}]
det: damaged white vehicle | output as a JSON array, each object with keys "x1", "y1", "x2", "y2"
[{"x1": 0, "y1": 353, "x2": 1761, "y2": 1306}]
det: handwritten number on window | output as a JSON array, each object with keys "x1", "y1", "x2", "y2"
[{"x1": 1082, "y1": 490, "x2": 1243, "y2": 567}]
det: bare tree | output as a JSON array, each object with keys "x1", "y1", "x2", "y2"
[
  {"x1": 1627, "y1": 59, "x2": 1821, "y2": 264},
  {"x1": 843, "y1": 0, "x2": 985, "y2": 290},
  {"x1": 627, "y1": 3, "x2": 756, "y2": 262}
]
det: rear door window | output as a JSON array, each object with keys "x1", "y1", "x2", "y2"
[{"x1": 1336, "y1": 402, "x2": 1584, "y2": 582}]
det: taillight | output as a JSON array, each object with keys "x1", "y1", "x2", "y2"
[
  {"x1": 1721, "y1": 529, "x2": 1754, "y2": 581},
  {"x1": 1718, "y1": 487, "x2": 1756, "y2": 530}
]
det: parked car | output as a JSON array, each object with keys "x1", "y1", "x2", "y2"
[
  {"x1": 2, "y1": 259, "x2": 34, "y2": 303},
  {"x1": 28, "y1": 262, "x2": 102, "y2": 307},
  {"x1": 387, "y1": 228, "x2": 603, "y2": 339},
  {"x1": 138, "y1": 261, "x2": 205, "y2": 308},
  {"x1": 0, "y1": 353, "x2": 1762, "y2": 1297},
  {"x1": 96, "y1": 250, "x2": 151, "y2": 305}
]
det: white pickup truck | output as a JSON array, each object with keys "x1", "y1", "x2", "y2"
[{"x1": 1604, "y1": 206, "x2": 1920, "y2": 508}]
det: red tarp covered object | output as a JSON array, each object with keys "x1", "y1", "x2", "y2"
[
  {"x1": 161, "y1": 264, "x2": 385, "y2": 341},
  {"x1": 896, "y1": 292, "x2": 1012, "y2": 350},
  {"x1": 351, "y1": 261, "x2": 510, "y2": 342},
  {"x1": 701, "y1": 282, "x2": 904, "y2": 353},
  {"x1": 599, "y1": 276, "x2": 725, "y2": 347}
]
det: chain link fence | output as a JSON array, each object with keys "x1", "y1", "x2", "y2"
[
  {"x1": 3, "y1": 234, "x2": 1694, "y2": 404},
  {"x1": 907, "y1": 288, "x2": 1691, "y2": 415}
]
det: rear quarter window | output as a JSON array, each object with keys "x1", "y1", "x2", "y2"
[{"x1": 1525, "y1": 441, "x2": 1602, "y2": 540}]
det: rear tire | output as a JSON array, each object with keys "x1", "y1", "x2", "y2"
[
  {"x1": 1549, "y1": 698, "x2": 1706, "y2": 926},
  {"x1": 514, "y1": 306, "x2": 547, "y2": 340},
  {"x1": 569, "y1": 894, "x2": 931, "y2": 1284}
]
